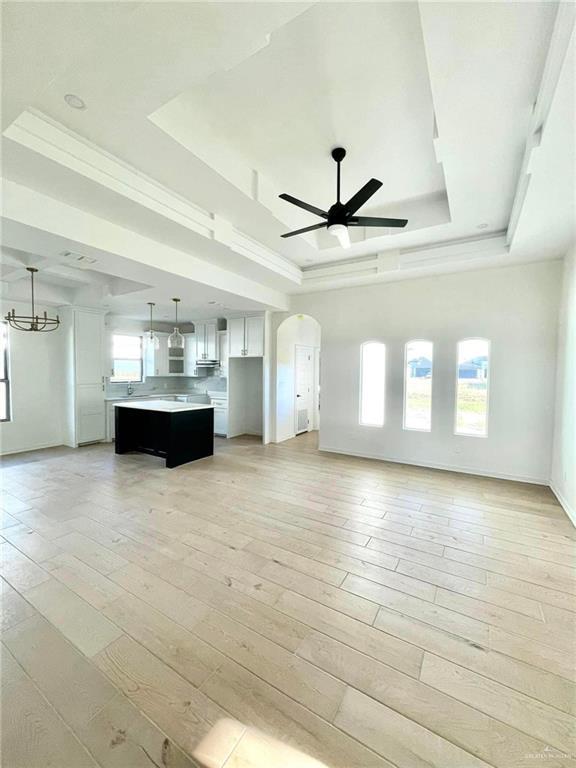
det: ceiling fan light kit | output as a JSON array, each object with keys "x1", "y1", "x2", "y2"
[
  {"x1": 5, "y1": 267, "x2": 60, "y2": 332},
  {"x1": 327, "y1": 223, "x2": 350, "y2": 248},
  {"x1": 279, "y1": 147, "x2": 408, "y2": 246}
]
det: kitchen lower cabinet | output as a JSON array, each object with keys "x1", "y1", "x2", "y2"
[{"x1": 213, "y1": 407, "x2": 228, "y2": 436}]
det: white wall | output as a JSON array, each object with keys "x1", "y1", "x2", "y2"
[
  {"x1": 0, "y1": 301, "x2": 66, "y2": 454},
  {"x1": 276, "y1": 315, "x2": 321, "y2": 443},
  {"x1": 551, "y1": 246, "x2": 576, "y2": 523},
  {"x1": 287, "y1": 261, "x2": 562, "y2": 484},
  {"x1": 228, "y1": 357, "x2": 263, "y2": 437}
]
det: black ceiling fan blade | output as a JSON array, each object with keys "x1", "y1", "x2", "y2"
[
  {"x1": 281, "y1": 222, "x2": 327, "y2": 238},
  {"x1": 344, "y1": 178, "x2": 383, "y2": 215},
  {"x1": 279, "y1": 193, "x2": 327, "y2": 219},
  {"x1": 349, "y1": 216, "x2": 408, "y2": 228}
]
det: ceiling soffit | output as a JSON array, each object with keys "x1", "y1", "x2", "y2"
[{"x1": 149, "y1": 3, "x2": 448, "y2": 250}]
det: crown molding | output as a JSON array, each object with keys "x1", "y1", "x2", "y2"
[
  {"x1": 507, "y1": 2, "x2": 576, "y2": 249},
  {"x1": 299, "y1": 233, "x2": 509, "y2": 291},
  {"x1": 3, "y1": 109, "x2": 302, "y2": 285}
]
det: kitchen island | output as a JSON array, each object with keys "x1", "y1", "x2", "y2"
[{"x1": 115, "y1": 400, "x2": 214, "y2": 468}]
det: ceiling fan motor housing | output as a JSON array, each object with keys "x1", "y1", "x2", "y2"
[
  {"x1": 327, "y1": 202, "x2": 348, "y2": 226},
  {"x1": 278, "y1": 145, "x2": 407, "y2": 239}
]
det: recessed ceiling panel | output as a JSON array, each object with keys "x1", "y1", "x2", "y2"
[{"x1": 151, "y1": 2, "x2": 446, "y2": 238}]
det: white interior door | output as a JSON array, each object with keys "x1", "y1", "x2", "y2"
[{"x1": 295, "y1": 345, "x2": 314, "y2": 434}]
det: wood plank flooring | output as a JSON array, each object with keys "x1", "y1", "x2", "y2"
[{"x1": 1, "y1": 432, "x2": 575, "y2": 768}]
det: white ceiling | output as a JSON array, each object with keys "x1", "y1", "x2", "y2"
[{"x1": 1, "y1": 1, "x2": 574, "y2": 309}]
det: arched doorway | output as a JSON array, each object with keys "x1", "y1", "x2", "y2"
[{"x1": 276, "y1": 314, "x2": 321, "y2": 443}]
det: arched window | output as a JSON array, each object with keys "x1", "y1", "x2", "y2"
[
  {"x1": 359, "y1": 341, "x2": 385, "y2": 426},
  {"x1": 455, "y1": 338, "x2": 490, "y2": 436},
  {"x1": 404, "y1": 340, "x2": 433, "y2": 431}
]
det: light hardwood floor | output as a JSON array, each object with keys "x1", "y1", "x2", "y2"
[{"x1": 1, "y1": 433, "x2": 575, "y2": 768}]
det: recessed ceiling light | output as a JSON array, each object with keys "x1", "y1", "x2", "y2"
[
  {"x1": 477, "y1": 223, "x2": 488, "y2": 230},
  {"x1": 208, "y1": 301, "x2": 217, "y2": 305},
  {"x1": 64, "y1": 94, "x2": 86, "y2": 110}
]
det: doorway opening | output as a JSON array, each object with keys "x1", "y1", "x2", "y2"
[{"x1": 276, "y1": 314, "x2": 321, "y2": 443}]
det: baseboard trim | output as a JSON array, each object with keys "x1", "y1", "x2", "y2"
[
  {"x1": 318, "y1": 444, "x2": 549, "y2": 486},
  {"x1": 550, "y1": 484, "x2": 576, "y2": 528},
  {"x1": 0, "y1": 440, "x2": 64, "y2": 457}
]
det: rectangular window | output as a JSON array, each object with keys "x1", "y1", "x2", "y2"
[
  {"x1": 360, "y1": 341, "x2": 385, "y2": 426},
  {"x1": 0, "y1": 324, "x2": 11, "y2": 422},
  {"x1": 455, "y1": 339, "x2": 490, "y2": 436},
  {"x1": 404, "y1": 340, "x2": 433, "y2": 431},
  {"x1": 110, "y1": 334, "x2": 143, "y2": 383}
]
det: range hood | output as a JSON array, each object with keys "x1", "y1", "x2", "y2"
[{"x1": 195, "y1": 359, "x2": 219, "y2": 367}]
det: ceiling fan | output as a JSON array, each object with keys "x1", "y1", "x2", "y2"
[{"x1": 279, "y1": 147, "x2": 407, "y2": 248}]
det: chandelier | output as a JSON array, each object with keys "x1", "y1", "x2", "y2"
[
  {"x1": 168, "y1": 297, "x2": 184, "y2": 349},
  {"x1": 5, "y1": 268, "x2": 60, "y2": 332}
]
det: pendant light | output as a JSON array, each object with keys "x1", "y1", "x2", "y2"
[
  {"x1": 5, "y1": 268, "x2": 60, "y2": 332},
  {"x1": 146, "y1": 302, "x2": 160, "y2": 350},
  {"x1": 168, "y1": 298, "x2": 184, "y2": 349}
]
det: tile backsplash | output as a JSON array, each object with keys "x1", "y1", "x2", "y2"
[{"x1": 105, "y1": 375, "x2": 227, "y2": 398}]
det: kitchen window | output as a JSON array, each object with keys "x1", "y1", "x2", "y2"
[
  {"x1": 0, "y1": 324, "x2": 11, "y2": 422},
  {"x1": 359, "y1": 341, "x2": 386, "y2": 427},
  {"x1": 110, "y1": 334, "x2": 143, "y2": 383}
]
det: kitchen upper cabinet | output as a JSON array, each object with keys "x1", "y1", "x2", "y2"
[
  {"x1": 218, "y1": 331, "x2": 229, "y2": 376},
  {"x1": 228, "y1": 316, "x2": 264, "y2": 357},
  {"x1": 184, "y1": 333, "x2": 197, "y2": 376},
  {"x1": 195, "y1": 323, "x2": 217, "y2": 361},
  {"x1": 228, "y1": 318, "x2": 245, "y2": 357},
  {"x1": 144, "y1": 333, "x2": 169, "y2": 377},
  {"x1": 246, "y1": 316, "x2": 265, "y2": 357}
]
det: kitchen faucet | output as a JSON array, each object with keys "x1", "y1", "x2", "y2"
[{"x1": 127, "y1": 382, "x2": 134, "y2": 396}]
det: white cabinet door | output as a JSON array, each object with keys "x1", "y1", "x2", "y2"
[
  {"x1": 218, "y1": 331, "x2": 228, "y2": 375},
  {"x1": 156, "y1": 335, "x2": 169, "y2": 376},
  {"x1": 76, "y1": 311, "x2": 104, "y2": 385},
  {"x1": 228, "y1": 318, "x2": 245, "y2": 357},
  {"x1": 144, "y1": 334, "x2": 169, "y2": 377},
  {"x1": 206, "y1": 324, "x2": 217, "y2": 359},
  {"x1": 195, "y1": 323, "x2": 206, "y2": 360},
  {"x1": 245, "y1": 316, "x2": 264, "y2": 357},
  {"x1": 184, "y1": 333, "x2": 197, "y2": 375},
  {"x1": 214, "y1": 408, "x2": 228, "y2": 436},
  {"x1": 107, "y1": 403, "x2": 117, "y2": 441},
  {"x1": 75, "y1": 310, "x2": 105, "y2": 443}
]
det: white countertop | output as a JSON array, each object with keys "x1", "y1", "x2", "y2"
[
  {"x1": 114, "y1": 400, "x2": 214, "y2": 413},
  {"x1": 105, "y1": 393, "x2": 198, "y2": 402}
]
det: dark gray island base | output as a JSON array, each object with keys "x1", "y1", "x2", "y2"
[{"x1": 115, "y1": 400, "x2": 214, "y2": 468}]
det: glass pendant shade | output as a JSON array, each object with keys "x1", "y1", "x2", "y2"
[
  {"x1": 146, "y1": 302, "x2": 160, "y2": 349},
  {"x1": 168, "y1": 297, "x2": 184, "y2": 349},
  {"x1": 168, "y1": 327, "x2": 184, "y2": 349},
  {"x1": 147, "y1": 331, "x2": 160, "y2": 350}
]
